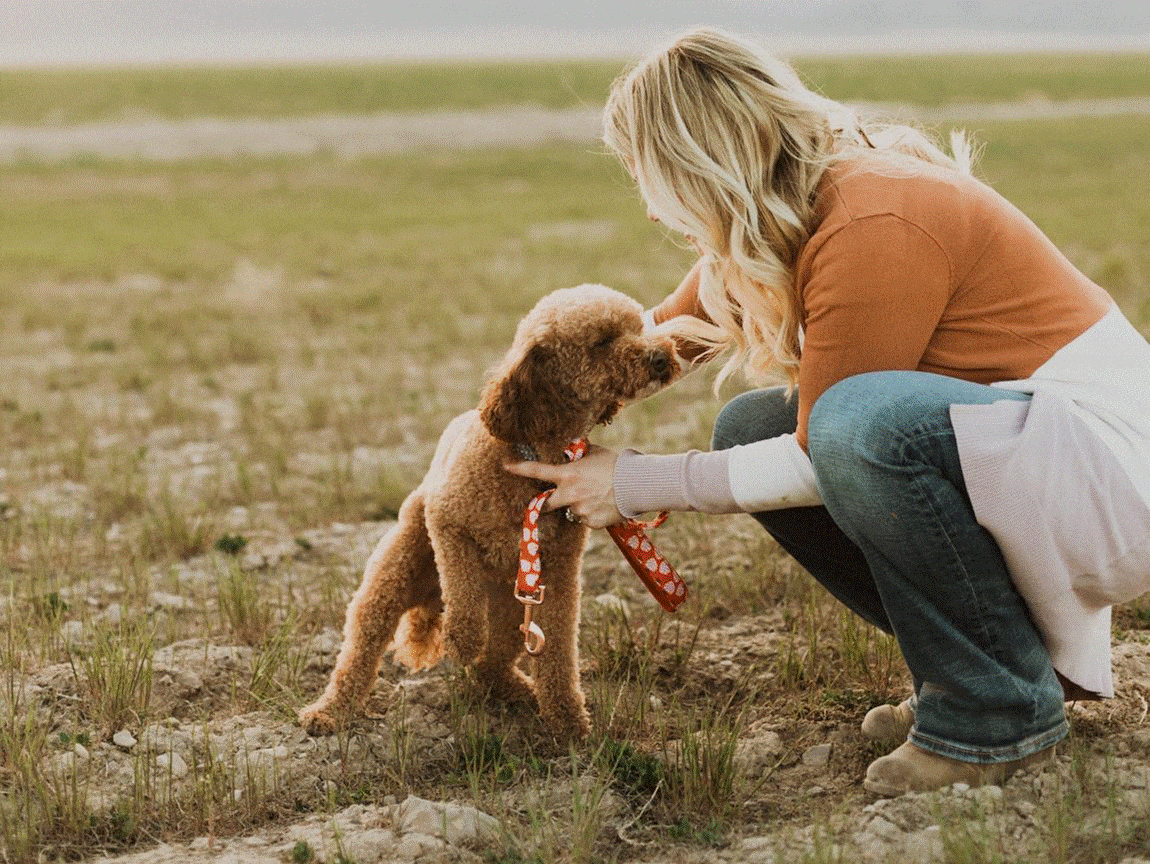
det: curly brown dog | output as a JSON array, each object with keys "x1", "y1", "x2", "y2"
[{"x1": 299, "y1": 284, "x2": 678, "y2": 740}]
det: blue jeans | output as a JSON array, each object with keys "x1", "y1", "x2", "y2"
[{"x1": 712, "y1": 371, "x2": 1068, "y2": 763}]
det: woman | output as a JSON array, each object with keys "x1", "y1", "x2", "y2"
[{"x1": 506, "y1": 27, "x2": 1150, "y2": 796}]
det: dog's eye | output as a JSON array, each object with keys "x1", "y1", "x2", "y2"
[{"x1": 593, "y1": 333, "x2": 615, "y2": 350}]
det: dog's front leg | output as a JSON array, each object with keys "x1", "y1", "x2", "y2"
[
  {"x1": 530, "y1": 549, "x2": 590, "y2": 740},
  {"x1": 472, "y1": 582, "x2": 537, "y2": 706}
]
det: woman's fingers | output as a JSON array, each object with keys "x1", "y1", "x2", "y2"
[
  {"x1": 503, "y1": 459, "x2": 563, "y2": 485},
  {"x1": 503, "y1": 447, "x2": 624, "y2": 527}
]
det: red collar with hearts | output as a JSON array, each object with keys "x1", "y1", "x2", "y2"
[{"x1": 515, "y1": 439, "x2": 688, "y2": 654}]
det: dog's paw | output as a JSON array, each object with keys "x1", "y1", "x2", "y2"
[
  {"x1": 298, "y1": 702, "x2": 342, "y2": 736},
  {"x1": 539, "y1": 701, "x2": 591, "y2": 741},
  {"x1": 477, "y1": 668, "x2": 537, "y2": 706}
]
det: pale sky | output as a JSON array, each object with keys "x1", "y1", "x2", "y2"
[{"x1": 2, "y1": 0, "x2": 1148, "y2": 66}]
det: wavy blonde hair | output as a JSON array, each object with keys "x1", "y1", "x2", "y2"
[{"x1": 602, "y1": 27, "x2": 975, "y2": 389}]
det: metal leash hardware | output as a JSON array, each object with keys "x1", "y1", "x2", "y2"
[{"x1": 515, "y1": 584, "x2": 546, "y2": 656}]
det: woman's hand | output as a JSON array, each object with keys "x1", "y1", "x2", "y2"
[{"x1": 504, "y1": 445, "x2": 624, "y2": 528}]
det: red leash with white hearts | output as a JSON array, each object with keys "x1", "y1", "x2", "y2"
[{"x1": 515, "y1": 439, "x2": 688, "y2": 655}]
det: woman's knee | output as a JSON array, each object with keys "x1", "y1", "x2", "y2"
[
  {"x1": 711, "y1": 387, "x2": 798, "y2": 451},
  {"x1": 807, "y1": 372, "x2": 927, "y2": 477}
]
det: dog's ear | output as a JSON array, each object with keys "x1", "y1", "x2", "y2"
[{"x1": 479, "y1": 344, "x2": 586, "y2": 444}]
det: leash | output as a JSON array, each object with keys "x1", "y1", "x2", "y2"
[{"x1": 515, "y1": 439, "x2": 688, "y2": 655}]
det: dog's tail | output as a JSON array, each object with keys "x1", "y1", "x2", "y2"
[{"x1": 389, "y1": 604, "x2": 445, "y2": 671}]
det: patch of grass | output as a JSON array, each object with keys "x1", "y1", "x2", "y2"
[
  {"x1": 797, "y1": 51, "x2": 1150, "y2": 107},
  {"x1": 66, "y1": 621, "x2": 154, "y2": 739},
  {"x1": 215, "y1": 533, "x2": 249, "y2": 556},
  {"x1": 2, "y1": 53, "x2": 1149, "y2": 126},
  {"x1": 502, "y1": 752, "x2": 619, "y2": 864},
  {"x1": 0, "y1": 59, "x2": 622, "y2": 124},
  {"x1": 138, "y1": 487, "x2": 217, "y2": 561},
  {"x1": 658, "y1": 704, "x2": 745, "y2": 839},
  {"x1": 216, "y1": 560, "x2": 274, "y2": 647}
]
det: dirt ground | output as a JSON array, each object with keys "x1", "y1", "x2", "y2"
[
  {"x1": 19, "y1": 519, "x2": 1150, "y2": 863},
  {"x1": 5, "y1": 96, "x2": 1150, "y2": 863}
]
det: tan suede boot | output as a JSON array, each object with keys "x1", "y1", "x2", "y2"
[
  {"x1": 860, "y1": 698, "x2": 916, "y2": 745},
  {"x1": 864, "y1": 741, "x2": 1055, "y2": 797}
]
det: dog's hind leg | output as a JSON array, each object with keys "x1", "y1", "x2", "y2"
[
  {"x1": 299, "y1": 490, "x2": 436, "y2": 735},
  {"x1": 430, "y1": 530, "x2": 492, "y2": 668}
]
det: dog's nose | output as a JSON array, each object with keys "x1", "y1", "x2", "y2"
[{"x1": 648, "y1": 348, "x2": 672, "y2": 380}]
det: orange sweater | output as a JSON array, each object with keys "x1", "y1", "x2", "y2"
[{"x1": 652, "y1": 161, "x2": 1112, "y2": 450}]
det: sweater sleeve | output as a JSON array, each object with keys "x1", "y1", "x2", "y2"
[
  {"x1": 796, "y1": 214, "x2": 953, "y2": 451},
  {"x1": 612, "y1": 434, "x2": 823, "y2": 519}
]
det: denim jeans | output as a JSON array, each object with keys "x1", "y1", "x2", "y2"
[{"x1": 712, "y1": 371, "x2": 1068, "y2": 762}]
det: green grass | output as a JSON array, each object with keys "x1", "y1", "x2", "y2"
[
  {"x1": 3, "y1": 118, "x2": 1149, "y2": 329},
  {"x1": 796, "y1": 51, "x2": 1150, "y2": 107},
  {"x1": 0, "y1": 59, "x2": 622, "y2": 124},
  {"x1": 2, "y1": 51, "x2": 1149, "y2": 124}
]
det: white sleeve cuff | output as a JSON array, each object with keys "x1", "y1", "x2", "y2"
[{"x1": 725, "y1": 433, "x2": 823, "y2": 510}]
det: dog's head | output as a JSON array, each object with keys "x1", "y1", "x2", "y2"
[{"x1": 479, "y1": 284, "x2": 679, "y2": 445}]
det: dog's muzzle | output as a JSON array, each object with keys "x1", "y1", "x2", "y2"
[{"x1": 648, "y1": 348, "x2": 675, "y2": 383}]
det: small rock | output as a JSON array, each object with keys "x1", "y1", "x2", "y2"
[
  {"x1": 397, "y1": 796, "x2": 447, "y2": 838},
  {"x1": 156, "y1": 751, "x2": 189, "y2": 779},
  {"x1": 904, "y1": 825, "x2": 944, "y2": 863},
  {"x1": 72, "y1": 742, "x2": 89, "y2": 760},
  {"x1": 60, "y1": 620, "x2": 85, "y2": 643},
  {"x1": 149, "y1": 591, "x2": 194, "y2": 611},
  {"x1": 735, "y1": 729, "x2": 783, "y2": 776},
  {"x1": 339, "y1": 828, "x2": 399, "y2": 862},
  {"x1": 308, "y1": 629, "x2": 342, "y2": 657},
  {"x1": 865, "y1": 814, "x2": 903, "y2": 843},
  {"x1": 972, "y1": 784, "x2": 1003, "y2": 803},
  {"x1": 112, "y1": 729, "x2": 137, "y2": 750},
  {"x1": 396, "y1": 795, "x2": 499, "y2": 845},
  {"x1": 802, "y1": 743, "x2": 833, "y2": 768},
  {"x1": 395, "y1": 832, "x2": 444, "y2": 861},
  {"x1": 98, "y1": 602, "x2": 123, "y2": 624}
]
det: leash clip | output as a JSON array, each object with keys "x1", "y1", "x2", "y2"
[{"x1": 515, "y1": 585, "x2": 546, "y2": 655}]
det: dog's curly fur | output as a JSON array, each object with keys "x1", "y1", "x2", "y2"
[{"x1": 299, "y1": 284, "x2": 678, "y2": 740}]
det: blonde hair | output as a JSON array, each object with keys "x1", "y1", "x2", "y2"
[{"x1": 602, "y1": 27, "x2": 975, "y2": 390}]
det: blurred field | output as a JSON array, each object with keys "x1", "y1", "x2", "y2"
[
  {"x1": 2, "y1": 51, "x2": 1150, "y2": 123},
  {"x1": 2, "y1": 55, "x2": 1150, "y2": 864}
]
